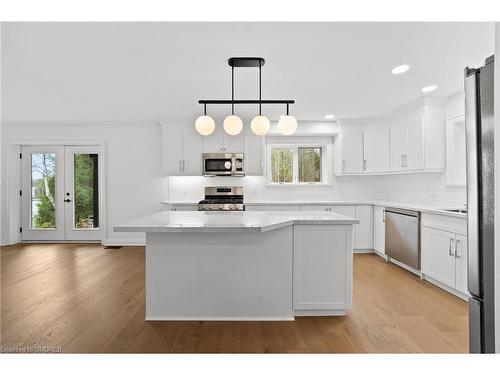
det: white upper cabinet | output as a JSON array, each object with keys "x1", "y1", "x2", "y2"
[
  {"x1": 202, "y1": 124, "x2": 244, "y2": 153},
  {"x1": 338, "y1": 123, "x2": 364, "y2": 174},
  {"x1": 389, "y1": 106, "x2": 445, "y2": 172},
  {"x1": 336, "y1": 99, "x2": 446, "y2": 176},
  {"x1": 161, "y1": 123, "x2": 202, "y2": 176},
  {"x1": 363, "y1": 121, "x2": 390, "y2": 173}
]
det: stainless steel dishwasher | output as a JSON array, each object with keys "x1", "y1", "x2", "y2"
[{"x1": 385, "y1": 208, "x2": 421, "y2": 271}]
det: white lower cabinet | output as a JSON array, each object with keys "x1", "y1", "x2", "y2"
[
  {"x1": 293, "y1": 224, "x2": 352, "y2": 313},
  {"x1": 354, "y1": 205, "x2": 373, "y2": 249},
  {"x1": 373, "y1": 206, "x2": 385, "y2": 254},
  {"x1": 300, "y1": 205, "x2": 372, "y2": 250},
  {"x1": 421, "y1": 226, "x2": 468, "y2": 296}
]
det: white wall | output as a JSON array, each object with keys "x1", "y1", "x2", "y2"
[
  {"x1": 168, "y1": 171, "x2": 466, "y2": 207},
  {"x1": 1, "y1": 123, "x2": 163, "y2": 245}
]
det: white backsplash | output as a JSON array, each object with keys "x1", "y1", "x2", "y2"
[{"x1": 167, "y1": 172, "x2": 466, "y2": 208}]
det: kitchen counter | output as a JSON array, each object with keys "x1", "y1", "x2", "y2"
[
  {"x1": 114, "y1": 210, "x2": 359, "y2": 233},
  {"x1": 114, "y1": 210, "x2": 356, "y2": 321},
  {"x1": 160, "y1": 200, "x2": 467, "y2": 219}
]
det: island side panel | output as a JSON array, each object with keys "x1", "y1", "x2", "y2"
[
  {"x1": 293, "y1": 224, "x2": 353, "y2": 316},
  {"x1": 145, "y1": 227, "x2": 293, "y2": 320}
]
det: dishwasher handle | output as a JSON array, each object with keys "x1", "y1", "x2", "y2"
[{"x1": 385, "y1": 208, "x2": 420, "y2": 218}]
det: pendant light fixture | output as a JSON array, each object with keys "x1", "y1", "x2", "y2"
[
  {"x1": 223, "y1": 64, "x2": 243, "y2": 136},
  {"x1": 250, "y1": 60, "x2": 270, "y2": 136},
  {"x1": 197, "y1": 57, "x2": 296, "y2": 136},
  {"x1": 195, "y1": 103, "x2": 215, "y2": 136},
  {"x1": 277, "y1": 103, "x2": 298, "y2": 135}
]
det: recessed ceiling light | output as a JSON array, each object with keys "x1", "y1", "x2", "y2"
[
  {"x1": 324, "y1": 114, "x2": 335, "y2": 120},
  {"x1": 392, "y1": 64, "x2": 410, "y2": 75},
  {"x1": 421, "y1": 85, "x2": 438, "y2": 93}
]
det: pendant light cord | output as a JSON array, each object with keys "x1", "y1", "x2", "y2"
[
  {"x1": 259, "y1": 61, "x2": 262, "y2": 115},
  {"x1": 231, "y1": 66, "x2": 234, "y2": 115}
]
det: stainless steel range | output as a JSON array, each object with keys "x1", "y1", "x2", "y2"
[{"x1": 197, "y1": 186, "x2": 244, "y2": 211}]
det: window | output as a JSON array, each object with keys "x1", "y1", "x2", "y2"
[{"x1": 270, "y1": 145, "x2": 323, "y2": 184}]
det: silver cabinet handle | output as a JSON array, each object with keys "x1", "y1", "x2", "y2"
[
  {"x1": 363, "y1": 159, "x2": 367, "y2": 170},
  {"x1": 404, "y1": 155, "x2": 408, "y2": 167},
  {"x1": 455, "y1": 239, "x2": 460, "y2": 258},
  {"x1": 179, "y1": 160, "x2": 182, "y2": 171},
  {"x1": 400, "y1": 155, "x2": 404, "y2": 167},
  {"x1": 382, "y1": 210, "x2": 386, "y2": 222},
  {"x1": 182, "y1": 160, "x2": 186, "y2": 171},
  {"x1": 342, "y1": 160, "x2": 346, "y2": 171},
  {"x1": 449, "y1": 238, "x2": 454, "y2": 256}
]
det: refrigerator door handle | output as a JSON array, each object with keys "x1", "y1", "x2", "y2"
[{"x1": 464, "y1": 68, "x2": 481, "y2": 297}]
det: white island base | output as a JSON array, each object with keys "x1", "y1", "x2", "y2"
[{"x1": 115, "y1": 211, "x2": 356, "y2": 321}]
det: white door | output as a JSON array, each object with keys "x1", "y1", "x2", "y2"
[
  {"x1": 340, "y1": 125, "x2": 364, "y2": 173},
  {"x1": 64, "y1": 146, "x2": 101, "y2": 241},
  {"x1": 421, "y1": 227, "x2": 456, "y2": 288},
  {"x1": 363, "y1": 121, "x2": 390, "y2": 173},
  {"x1": 21, "y1": 145, "x2": 101, "y2": 241},
  {"x1": 21, "y1": 146, "x2": 65, "y2": 241}
]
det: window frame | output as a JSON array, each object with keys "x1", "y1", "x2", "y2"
[{"x1": 267, "y1": 144, "x2": 325, "y2": 185}]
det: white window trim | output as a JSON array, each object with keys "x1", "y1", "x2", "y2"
[{"x1": 267, "y1": 143, "x2": 329, "y2": 186}]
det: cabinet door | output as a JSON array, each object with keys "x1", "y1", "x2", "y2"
[
  {"x1": 373, "y1": 206, "x2": 385, "y2": 253},
  {"x1": 454, "y1": 234, "x2": 468, "y2": 294},
  {"x1": 421, "y1": 227, "x2": 456, "y2": 288},
  {"x1": 405, "y1": 116, "x2": 424, "y2": 170},
  {"x1": 182, "y1": 127, "x2": 202, "y2": 175},
  {"x1": 161, "y1": 125, "x2": 184, "y2": 176},
  {"x1": 341, "y1": 125, "x2": 364, "y2": 173},
  {"x1": 244, "y1": 129, "x2": 264, "y2": 175},
  {"x1": 201, "y1": 124, "x2": 225, "y2": 153},
  {"x1": 355, "y1": 205, "x2": 373, "y2": 249},
  {"x1": 389, "y1": 118, "x2": 406, "y2": 171},
  {"x1": 223, "y1": 132, "x2": 244, "y2": 153},
  {"x1": 364, "y1": 122, "x2": 390, "y2": 173},
  {"x1": 293, "y1": 225, "x2": 349, "y2": 310}
]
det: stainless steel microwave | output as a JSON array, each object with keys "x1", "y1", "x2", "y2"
[{"x1": 202, "y1": 153, "x2": 244, "y2": 176}]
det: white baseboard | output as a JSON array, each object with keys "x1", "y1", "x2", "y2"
[
  {"x1": 146, "y1": 315, "x2": 295, "y2": 321},
  {"x1": 373, "y1": 250, "x2": 388, "y2": 260},
  {"x1": 421, "y1": 273, "x2": 469, "y2": 301},
  {"x1": 353, "y1": 248, "x2": 374, "y2": 254},
  {"x1": 103, "y1": 238, "x2": 145, "y2": 246},
  {"x1": 294, "y1": 309, "x2": 347, "y2": 316}
]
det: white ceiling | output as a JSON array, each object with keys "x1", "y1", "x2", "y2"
[{"x1": 2, "y1": 22, "x2": 495, "y2": 124}]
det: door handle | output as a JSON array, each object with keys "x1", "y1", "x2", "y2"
[
  {"x1": 64, "y1": 199, "x2": 71, "y2": 203},
  {"x1": 449, "y1": 238, "x2": 454, "y2": 256},
  {"x1": 455, "y1": 239, "x2": 460, "y2": 258}
]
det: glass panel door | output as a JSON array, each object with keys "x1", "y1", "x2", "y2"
[
  {"x1": 21, "y1": 146, "x2": 65, "y2": 241},
  {"x1": 65, "y1": 146, "x2": 101, "y2": 241}
]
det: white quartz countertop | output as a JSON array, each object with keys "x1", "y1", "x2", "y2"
[
  {"x1": 114, "y1": 211, "x2": 359, "y2": 233},
  {"x1": 160, "y1": 200, "x2": 467, "y2": 219}
]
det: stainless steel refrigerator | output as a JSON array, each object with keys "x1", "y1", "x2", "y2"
[{"x1": 465, "y1": 55, "x2": 495, "y2": 353}]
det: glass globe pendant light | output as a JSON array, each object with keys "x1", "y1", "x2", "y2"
[
  {"x1": 223, "y1": 65, "x2": 243, "y2": 136},
  {"x1": 195, "y1": 103, "x2": 215, "y2": 136},
  {"x1": 278, "y1": 103, "x2": 298, "y2": 135},
  {"x1": 250, "y1": 61, "x2": 270, "y2": 136}
]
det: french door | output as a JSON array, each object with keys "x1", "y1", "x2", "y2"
[{"x1": 21, "y1": 145, "x2": 101, "y2": 241}]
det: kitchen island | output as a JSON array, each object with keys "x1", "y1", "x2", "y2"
[{"x1": 114, "y1": 211, "x2": 358, "y2": 321}]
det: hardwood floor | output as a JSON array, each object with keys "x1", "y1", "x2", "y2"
[{"x1": 0, "y1": 243, "x2": 468, "y2": 353}]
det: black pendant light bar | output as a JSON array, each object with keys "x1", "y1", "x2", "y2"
[{"x1": 198, "y1": 57, "x2": 295, "y2": 107}]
